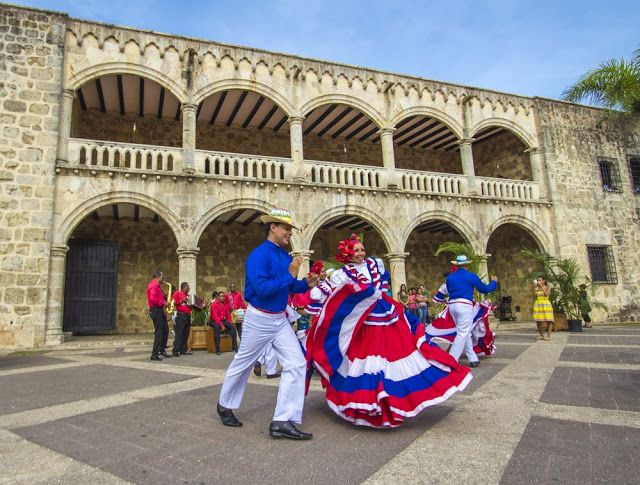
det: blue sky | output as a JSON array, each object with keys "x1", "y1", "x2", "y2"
[{"x1": 11, "y1": 0, "x2": 640, "y2": 99}]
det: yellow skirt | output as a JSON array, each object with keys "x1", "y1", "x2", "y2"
[{"x1": 533, "y1": 297, "x2": 554, "y2": 321}]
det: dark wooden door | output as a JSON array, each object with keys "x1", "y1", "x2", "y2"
[{"x1": 63, "y1": 241, "x2": 118, "y2": 333}]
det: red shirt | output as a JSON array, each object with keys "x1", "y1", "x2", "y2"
[
  {"x1": 173, "y1": 290, "x2": 191, "y2": 315},
  {"x1": 210, "y1": 299, "x2": 231, "y2": 328},
  {"x1": 147, "y1": 279, "x2": 166, "y2": 308},
  {"x1": 224, "y1": 291, "x2": 246, "y2": 310},
  {"x1": 291, "y1": 291, "x2": 312, "y2": 308}
]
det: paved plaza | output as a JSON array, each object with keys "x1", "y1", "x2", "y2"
[{"x1": 1, "y1": 324, "x2": 639, "y2": 484}]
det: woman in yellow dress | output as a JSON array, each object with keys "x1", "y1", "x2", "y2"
[{"x1": 533, "y1": 276, "x2": 554, "y2": 341}]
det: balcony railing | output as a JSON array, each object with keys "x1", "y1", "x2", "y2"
[
  {"x1": 399, "y1": 169, "x2": 465, "y2": 195},
  {"x1": 64, "y1": 139, "x2": 542, "y2": 202},
  {"x1": 68, "y1": 138, "x2": 183, "y2": 173},
  {"x1": 195, "y1": 150, "x2": 289, "y2": 182},
  {"x1": 306, "y1": 160, "x2": 385, "y2": 189},
  {"x1": 477, "y1": 176, "x2": 539, "y2": 201}
]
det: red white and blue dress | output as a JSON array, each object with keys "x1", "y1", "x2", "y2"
[{"x1": 306, "y1": 257, "x2": 472, "y2": 428}]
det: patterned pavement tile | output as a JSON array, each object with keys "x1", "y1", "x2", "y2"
[
  {"x1": 0, "y1": 354, "x2": 71, "y2": 370},
  {"x1": 560, "y1": 346, "x2": 640, "y2": 365}
]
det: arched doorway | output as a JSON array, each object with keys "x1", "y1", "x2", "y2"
[
  {"x1": 486, "y1": 223, "x2": 544, "y2": 321},
  {"x1": 404, "y1": 219, "x2": 470, "y2": 294},
  {"x1": 472, "y1": 126, "x2": 531, "y2": 180},
  {"x1": 65, "y1": 202, "x2": 179, "y2": 334}
]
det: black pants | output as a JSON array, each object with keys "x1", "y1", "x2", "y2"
[
  {"x1": 173, "y1": 312, "x2": 191, "y2": 354},
  {"x1": 149, "y1": 307, "x2": 168, "y2": 356},
  {"x1": 211, "y1": 320, "x2": 238, "y2": 352}
]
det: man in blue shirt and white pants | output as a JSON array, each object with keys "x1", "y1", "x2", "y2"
[
  {"x1": 445, "y1": 255, "x2": 498, "y2": 367},
  {"x1": 217, "y1": 209, "x2": 318, "y2": 440}
]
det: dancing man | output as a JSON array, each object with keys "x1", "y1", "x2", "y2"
[
  {"x1": 445, "y1": 255, "x2": 498, "y2": 367},
  {"x1": 216, "y1": 208, "x2": 318, "y2": 440}
]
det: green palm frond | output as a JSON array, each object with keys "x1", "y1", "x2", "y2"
[
  {"x1": 562, "y1": 57, "x2": 640, "y2": 114},
  {"x1": 434, "y1": 242, "x2": 486, "y2": 276}
]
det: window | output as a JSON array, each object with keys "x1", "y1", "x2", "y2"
[
  {"x1": 586, "y1": 245, "x2": 618, "y2": 284},
  {"x1": 598, "y1": 158, "x2": 622, "y2": 192},
  {"x1": 629, "y1": 156, "x2": 640, "y2": 194}
]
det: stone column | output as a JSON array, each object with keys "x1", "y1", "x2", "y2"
[
  {"x1": 181, "y1": 103, "x2": 197, "y2": 174},
  {"x1": 379, "y1": 128, "x2": 400, "y2": 189},
  {"x1": 385, "y1": 252, "x2": 408, "y2": 296},
  {"x1": 290, "y1": 249, "x2": 314, "y2": 278},
  {"x1": 459, "y1": 138, "x2": 478, "y2": 195},
  {"x1": 44, "y1": 245, "x2": 69, "y2": 346},
  {"x1": 288, "y1": 116, "x2": 305, "y2": 182},
  {"x1": 177, "y1": 247, "x2": 199, "y2": 296},
  {"x1": 526, "y1": 147, "x2": 547, "y2": 200},
  {"x1": 55, "y1": 89, "x2": 75, "y2": 164}
]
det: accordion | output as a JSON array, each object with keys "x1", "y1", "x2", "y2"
[{"x1": 187, "y1": 294, "x2": 206, "y2": 310}]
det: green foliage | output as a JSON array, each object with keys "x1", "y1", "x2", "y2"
[
  {"x1": 562, "y1": 49, "x2": 640, "y2": 114},
  {"x1": 434, "y1": 242, "x2": 486, "y2": 276},
  {"x1": 521, "y1": 249, "x2": 607, "y2": 320},
  {"x1": 190, "y1": 307, "x2": 209, "y2": 326}
]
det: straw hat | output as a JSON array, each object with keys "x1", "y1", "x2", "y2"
[{"x1": 259, "y1": 208, "x2": 299, "y2": 229}]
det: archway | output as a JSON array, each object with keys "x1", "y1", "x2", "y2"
[
  {"x1": 72, "y1": 73, "x2": 183, "y2": 147},
  {"x1": 65, "y1": 202, "x2": 179, "y2": 334},
  {"x1": 472, "y1": 126, "x2": 531, "y2": 180},
  {"x1": 486, "y1": 223, "x2": 544, "y2": 321}
]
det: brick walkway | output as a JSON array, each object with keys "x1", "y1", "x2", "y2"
[{"x1": 1, "y1": 324, "x2": 639, "y2": 484}]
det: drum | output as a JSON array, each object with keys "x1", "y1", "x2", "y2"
[{"x1": 234, "y1": 309, "x2": 245, "y2": 323}]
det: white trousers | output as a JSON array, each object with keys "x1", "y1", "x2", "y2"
[
  {"x1": 448, "y1": 301, "x2": 479, "y2": 363},
  {"x1": 257, "y1": 345, "x2": 279, "y2": 375},
  {"x1": 218, "y1": 306, "x2": 307, "y2": 423}
]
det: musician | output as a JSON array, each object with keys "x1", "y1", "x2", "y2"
[
  {"x1": 210, "y1": 291, "x2": 239, "y2": 354},
  {"x1": 147, "y1": 271, "x2": 171, "y2": 361},
  {"x1": 171, "y1": 282, "x2": 193, "y2": 357},
  {"x1": 217, "y1": 208, "x2": 318, "y2": 440},
  {"x1": 224, "y1": 283, "x2": 247, "y2": 337}
]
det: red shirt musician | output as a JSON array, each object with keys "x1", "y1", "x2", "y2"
[
  {"x1": 147, "y1": 271, "x2": 169, "y2": 361},
  {"x1": 171, "y1": 282, "x2": 193, "y2": 357},
  {"x1": 210, "y1": 291, "x2": 239, "y2": 354}
]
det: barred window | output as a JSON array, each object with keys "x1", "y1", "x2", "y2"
[
  {"x1": 598, "y1": 158, "x2": 622, "y2": 192},
  {"x1": 629, "y1": 156, "x2": 640, "y2": 193},
  {"x1": 586, "y1": 245, "x2": 618, "y2": 284}
]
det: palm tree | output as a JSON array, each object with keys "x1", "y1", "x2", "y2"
[{"x1": 562, "y1": 48, "x2": 640, "y2": 114}]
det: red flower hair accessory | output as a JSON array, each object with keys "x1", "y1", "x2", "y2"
[
  {"x1": 310, "y1": 260, "x2": 324, "y2": 275},
  {"x1": 336, "y1": 234, "x2": 361, "y2": 264}
]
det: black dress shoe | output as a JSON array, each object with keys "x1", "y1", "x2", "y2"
[
  {"x1": 469, "y1": 361, "x2": 480, "y2": 368},
  {"x1": 266, "y1": 372, "x2": 282, "y2": 379},
  {"x1": 181, "y1": 351, "x2": 193, "y2": 355},
  {"x1": 217, "y1": 403, "x2": 242, "y2": 427},
  {"x1": 253, "y1": 363, "x2": 262, "y2": 376},
  {"x1": 215, "y1": 350, "x2": 221, "y2": 355},
  {"x1": 150, "y1": 354, "x2": 162, "y2": 361},
  {"x1": 172, "y1": 352, "x2": 180, "y2": 357},
  {"x1": 269, "y1": 421, "x2": 312, "y2": 440},
  {"x1": 160, "y1": 351, "x2": 172, "y2": 358}
]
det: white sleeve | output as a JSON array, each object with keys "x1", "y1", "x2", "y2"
[
  {"x1": 330, "y1": 267, "x2": 350, "y2": 286},
  {"x1": 374, "y1": 258, "x2": 386, "y2": 275},
  {"x1": 309, "y1": 286, "x2": 323, "y2": 301}
]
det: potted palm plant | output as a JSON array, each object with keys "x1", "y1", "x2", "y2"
[
  {"x1": 187, "y1": 306, "x2": 210, "y2": 350},
  {"x1": 521, "y1": 250, "x2": 605, "y2": 332}
]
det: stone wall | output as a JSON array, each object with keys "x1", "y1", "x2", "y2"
[
  {"x1": 0, "y1": 6, "x2": 65, "y2": 347},
  {"x1": 70, "y1": 217, "x2": 179, "y2": 333},
  {"x1": 486, "y1": 224, "x2": 543, "y2": 321},
  {"x1": 310, "y1": 228, "x2": 387, "y2": 267},
  {"x1": 474, "y1": 131, "x2": 531, "y2": 180},
  {"x1": 395, "y1": 146, "x2": 462, "y2": 174}
]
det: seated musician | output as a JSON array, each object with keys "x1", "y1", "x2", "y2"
[{"x1": 209, "y1": 291, "x2": 239, "y2": 355}]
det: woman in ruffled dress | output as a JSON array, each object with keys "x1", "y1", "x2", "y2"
[{"x1": 306, "y1": 234, "x2": 472, "y2": 428}]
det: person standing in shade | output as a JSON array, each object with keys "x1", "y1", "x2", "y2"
[
  {"x1": 172, "y1": 282, "x2": 193, "y2": 356},
  {"x1": 579, "y1": 284, "x2": 593, "y2": 328},
  {"x1": 209, "y1": 291, "x2": 239, "y2": 354},
  {"x1": 146, "y1": 271, "x2": 171, "y2": 361},
  {"x1": 445, "y1": 255, "x2": 498, "y2": 367},
  {"x1": 224, "y1": 283, "x2": 247, "y2": 337},
  {"x1": 216, "y1": 208, "x2": 318, "y2": 440}
]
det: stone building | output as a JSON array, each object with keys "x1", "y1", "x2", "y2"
[{"x1": 1, "y1": 3, "x2": 639, "y2": 348}]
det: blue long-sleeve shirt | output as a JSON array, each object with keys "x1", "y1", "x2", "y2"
[
  {"x1": 244, "y1": 240, "x2": 309, "y2": 312},
  {"x1": 445, "y1": 268, "x2": 497, "y2": 301}
]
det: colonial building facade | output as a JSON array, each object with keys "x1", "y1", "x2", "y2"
[{"x1": 1, "y1": 4, "x2": 639, "y2": 348}]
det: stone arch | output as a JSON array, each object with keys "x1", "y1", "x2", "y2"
[
  {"x1": 390, "y1": 107, "x2": 464, "y2": 140},
  {"x1": 192, "y1": 198, "x2": 278, "y2": 248},
  {"x1": 67, "y1": 62, "x2": 187, "y2": 102},
  {"x1": 483, "y1": 215, "x2": 550, "y2": 255},
  {"x1": 55, "y1": 191, "x2": 184, "y2": 247},
  {"x1": 301, "y1": 205, "x2": 396, "y2": 253},
  {"x1": 400, "y1": 211, "x2": 481, "y2": 254},
  {"x1": 471, "y1": 118, "x2": 535, "y2": 149},
  {"x1": 300, "y1": 95, "x2": 384, "y2": 128},
  {"x1": 192, "y1": 79, "x2": 294, "y2": 116}
]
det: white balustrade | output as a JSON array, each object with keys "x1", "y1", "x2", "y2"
[
  {"x1": 399, "y1": 169, "x2": 464, "y2": 195},
  {"x1": 68, "y1": 138, "x2": 183, "y2": 173},
  {"x1": 478, "y1": 177, "x2": 539, "y2": 201},
  {"x1": 196, "y1": 150, "x2": 289, "y2": 181},
  {"x1": 306, "y1": 160, "x2": 384, "y2": 189}
]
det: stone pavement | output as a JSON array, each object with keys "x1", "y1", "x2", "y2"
[{"x1": 0, "y1": 324, "x2": 639, "y2": 484}]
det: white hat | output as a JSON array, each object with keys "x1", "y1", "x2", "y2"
[{"x1": 451, "y1": 255, "x2": 472, "y2": 266}]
